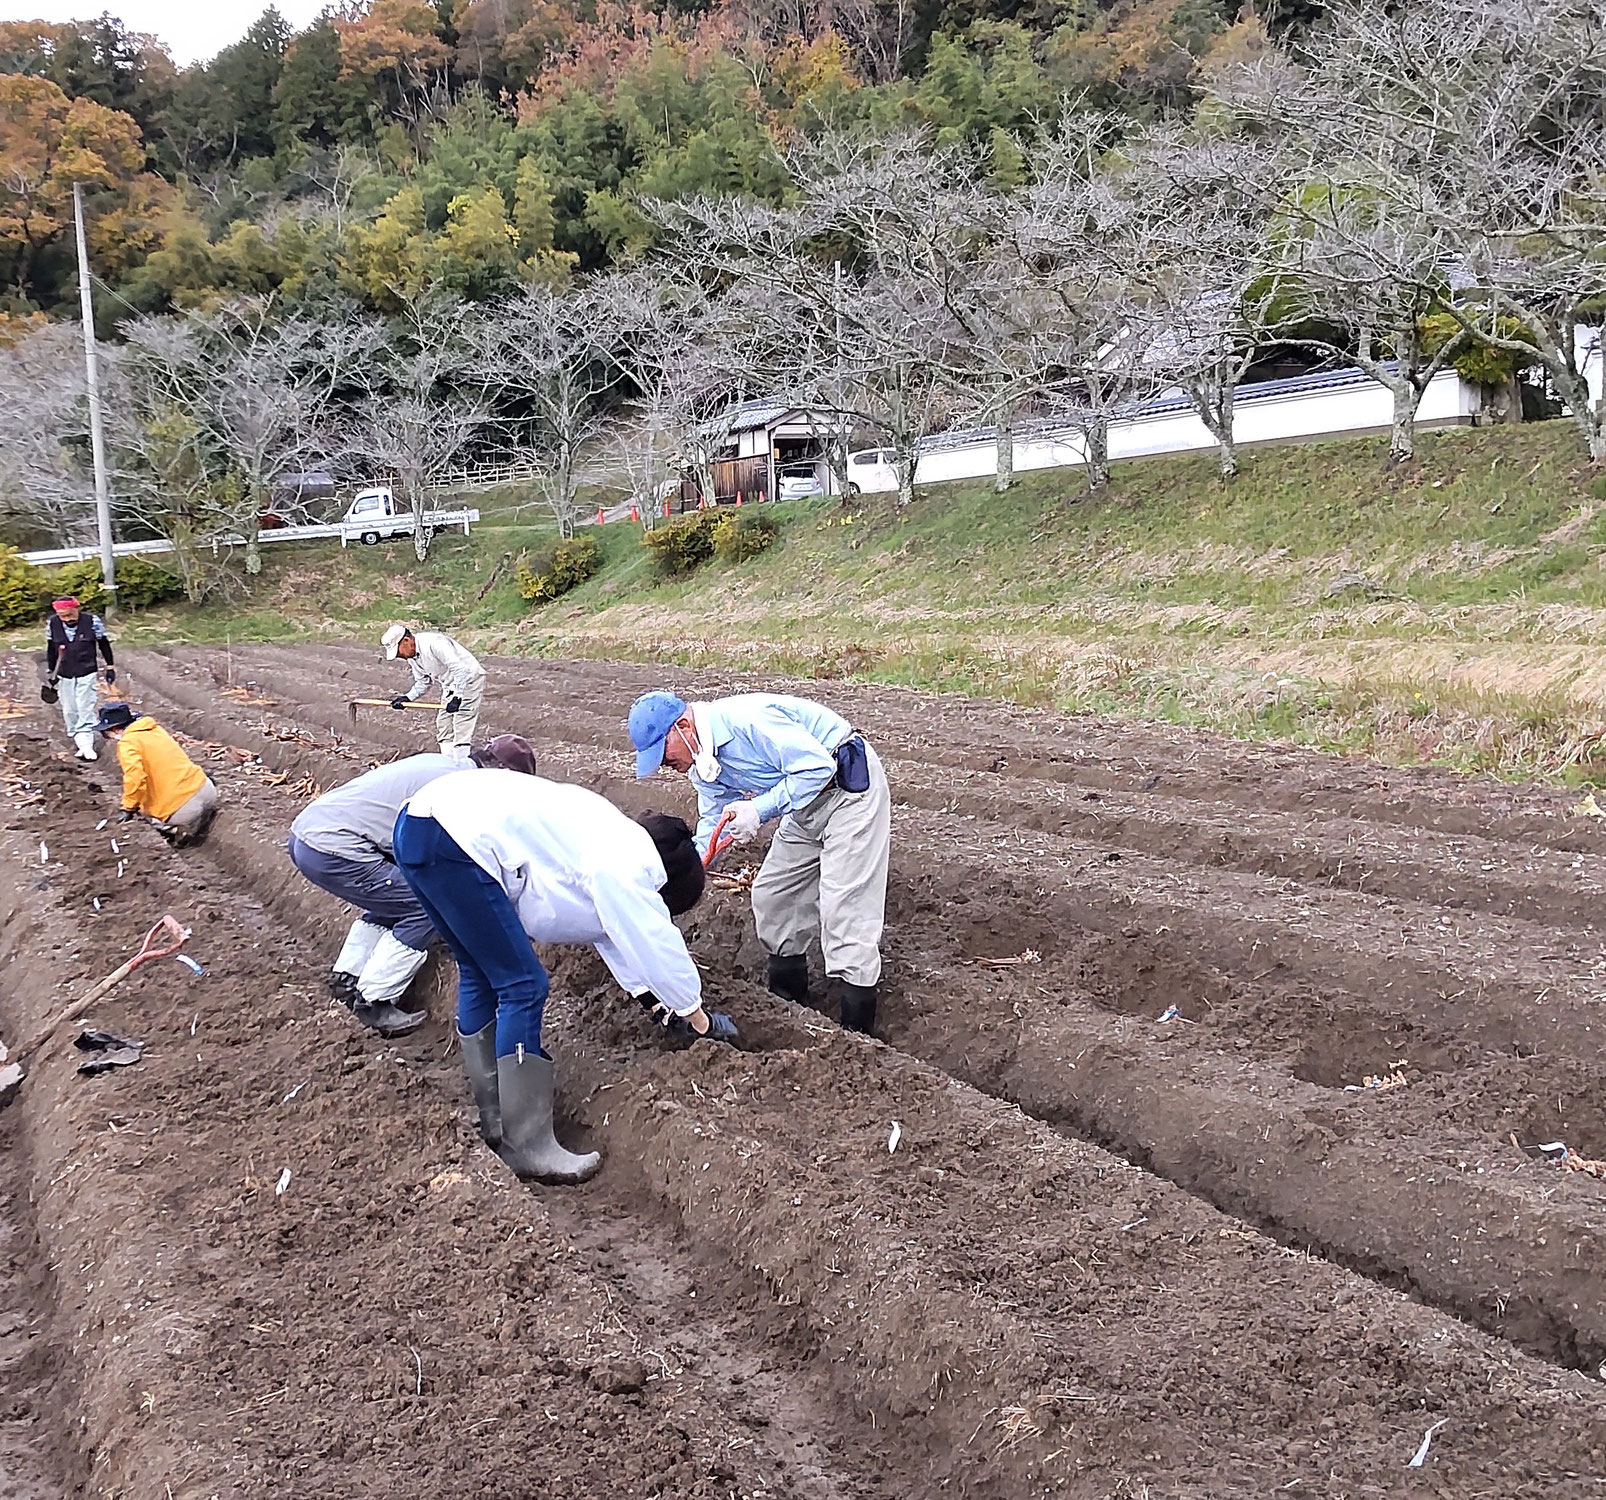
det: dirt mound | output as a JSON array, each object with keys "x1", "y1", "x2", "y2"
[{"x1": 1, "y1": 641, "x2": 1603, "y2": 1496}]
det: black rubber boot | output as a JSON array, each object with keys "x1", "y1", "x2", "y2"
[
  {"x1": 833, "y1": 979, "x2": 878, "y2": 1035},
  {"x1": 459, "y1": 1021, "x2": 501, "y2": 1148},
  {"x1": 496, "y1": 1048, "x2": 600, "y2": 1184},
  {"x1": 351, "y1": 1001, "x2": 427, "y2": 1036},
  {"x1": 327, "y1": 970, "x2": 360, "y2": 1009},
  {"x1": 766, "y1": 952, "x2": 810, "y2": 1008}
]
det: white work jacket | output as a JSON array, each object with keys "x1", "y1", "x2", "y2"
[
  {"x1": 403, "y1": 631, "x2": 485, "y2": 701},
  {"x1": 403, "y1": 771, "x2": 703, "y2": 1015}
]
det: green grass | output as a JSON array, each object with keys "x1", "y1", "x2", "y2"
[{"x1": 15, "y1": 419, "x2": 1606, "y2": 782}]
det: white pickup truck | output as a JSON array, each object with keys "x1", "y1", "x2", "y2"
[{"x1": 340, "y1": 487, "x2": 480, "y2": 547}]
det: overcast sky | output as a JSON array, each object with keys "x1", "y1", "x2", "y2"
[{"x1": 0, "y1": 1, "x2": 330, "y2": 68}]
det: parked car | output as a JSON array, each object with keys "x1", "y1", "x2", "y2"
[
  {"x1": 343, "y1": 487, "x2": 422, "y2": 545},
  {"x1": 776, "y1": 464, "x2": 826, "y2": 501}
]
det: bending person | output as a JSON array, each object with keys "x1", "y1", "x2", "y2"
[
  {"x1": 381, "y1": 624, "x2": 486, "y2": 761},
  {"x1": 95, "y1": 702, "x2": 220, "y2": 847},
  {"x1": 629, "y1": 690, "x2": 890, "y2": 1034},
  {"x1": 393, "y1": 771, "x2": 734, "y2": 1185},
  {"x1": 287, "y1": 735, "x2": 538, "y2": 1036}
]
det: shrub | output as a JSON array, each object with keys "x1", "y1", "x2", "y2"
[
  {"x1": 642, "y1": 510, "x2": 720, "y2": 577},
  {"x1": 712, "y1": 507, "x2": 779, "y2": 563},
  {"x1": 515, "y1": 533, "x2": 603, "y2": 603},
  {"x1": 46, "y1": 555, "x2": 185, "y2": 612},
  {"x1": 0, "y1": 545, "x2": 46, "y2": 627}
]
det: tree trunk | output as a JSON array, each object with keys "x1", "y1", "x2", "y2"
[
  {"x1": 994, "y1": 406, "x2": 1015, "y2": 493},
  {"x1": 894, "y1": 439, "x2": 916, "y2": 509},
  {"x1": 411, "y1": 478, "x2": 431, "y2": 562},
  {"x1": 1215, "y1": 384, "x2": 1238, "y2": 479},
  {"x1": 1082, "y1": 418, "x2": 1110, "y2": 495},
  {"x1": 245, "y1": 519, "x2": 262, "y2": 575},
  {"x1": 1387, "y1": 379, "x2": 1421, "y2": 465},
  {"x1": 1552, "y1": 366, "x2": 1606, "y2": 461},
  {"x1": 1480, "y1": 373, "x2": 1524, "y2": 425}
]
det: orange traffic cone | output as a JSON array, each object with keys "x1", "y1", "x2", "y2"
[
  {"x1": 595, "y1": 507, "x2": 606, "y2": 525},
  {"x1": 630, "y1": 504, "x2": 639, "y2": 522},
  {"x1": 735, "y1": 492, "x2": 744, "y2": 506}
]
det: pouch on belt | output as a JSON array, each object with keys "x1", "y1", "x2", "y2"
[{"x1": 834, "y1": 735, "x2": 871, "y2": 794}]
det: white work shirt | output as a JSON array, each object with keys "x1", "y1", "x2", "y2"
[
  {"x1": 402, "y1": 631, "x2": 485, "y2": 700},
  {"x1": 403, "y1": 771, "x2": 703, "y2": 1015}
]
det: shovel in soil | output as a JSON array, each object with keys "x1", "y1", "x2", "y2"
[
  {"x1": 27, "y1": 915, "x2": 191, "y2": 1057},
  {"x1": 348, "y1": 698, "x2": 445, "y2": 724}
]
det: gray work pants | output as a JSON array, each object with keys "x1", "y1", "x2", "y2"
[
  {"x1": 57, "y1": 674, "x2": 98, "y2": 739},
  {"x1": 156, "y1": 778, "x2": 220, "y2": 844},
  {"x1": 751, "y1": 744, "x2": 890, "y2": 987},
  {"x1": 287, "y1": 834, "x2": 436, "y2": 951},
  {"x1": 437, "y1": 678, "x2": 484, "y2": 754}
]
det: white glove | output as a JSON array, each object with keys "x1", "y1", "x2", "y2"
[{"x1": 725, "y1": 800, "x2": 762, "y2": 843}]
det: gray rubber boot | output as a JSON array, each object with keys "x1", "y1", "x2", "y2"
[
  {"x1": 459, "y1": 1022, "x2": 501, "y2": 1148},
  {"x1": 496, "y1": 1048, "x2": 600, "y2": 1184},
  {"x1": 767, "y1": 952, "x2": 810, "y2": 1007}
]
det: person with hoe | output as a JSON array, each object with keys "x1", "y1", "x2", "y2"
[
  {"x1": 43, "y1": 596, "x2": 115, "y2": 761},
  {"x1": 94, "y1": 702, "x2": 221, "y2": 847},
  {"x1": 629, "y1": 690, "x2": 890, "y2": 1035},
  {"x1": 287, "y1": 734, "x2": 539, "y2": 1037},
  {"x1": 393, "y1": 770, "x2": 736, "y2": 1185},
  {"x1": 380, "y1": 624, "x2": 485, "y2": 761}
]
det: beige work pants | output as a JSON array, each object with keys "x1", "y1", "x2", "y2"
[
  {"x1": 436, "y1": 678, "x2": 485, "y2": 755},
  {"x1": 751, "y1": 744, "x2": 890, "y2": 987}
]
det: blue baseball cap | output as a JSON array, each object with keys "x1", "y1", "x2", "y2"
[{"x1": 629, "y1": 690, "x2": 687, "y2": 778}]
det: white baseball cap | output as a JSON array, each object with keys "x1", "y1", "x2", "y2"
[{"x1": 381, "y1": 624, "x2": 410, "y2": 659}]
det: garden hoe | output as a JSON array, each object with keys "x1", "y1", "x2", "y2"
[{"x1": 348, "y1": 698, "x2": 445, "y2": 724}]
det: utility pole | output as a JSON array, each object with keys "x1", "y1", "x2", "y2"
[{"x1": 72, "y1": 182, "x2": 116, "y2": 609}]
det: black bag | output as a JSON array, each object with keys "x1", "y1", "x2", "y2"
[{"x1": 834, "y1": 735, "x2": 871, "y2": 794}]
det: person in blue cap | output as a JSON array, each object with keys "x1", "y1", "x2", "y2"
[{"x1": 628, "y1": 689, "x2": 890, "y2": 1034}]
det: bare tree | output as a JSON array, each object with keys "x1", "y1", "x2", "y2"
[
  {"x1": 0, "y1": 325, "x2": 97, "y2": 547},
  {"x1": 655, "y1": 135, "x2": 978, "y2": 511},
  {"x1": 102, "y1": 341, "x2": 232, "y2": 603},
  {"x1": 181, "y1": 298, "x2": 371, "y2": 573},
  {"x1": 474, "y1": 282, "x2": 620, "y2": 538},
  {"x1": 1231, "y1": 0, "x2": 1606, "y2": 463},
  {"x1": 590, "y1": 270, "x2": 717, "y2": 526},
  {"x1": 1114, "y1": 129, "x2": 1294, "y2": 479},
  {"x1": 346, "y1": 292, "x2": 490, "y2": 561},
  {"x1": 997, "y1": 130, "x2": 1176, "y2": 495}
]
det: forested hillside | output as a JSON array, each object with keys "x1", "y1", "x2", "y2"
[{"x1": 1, "y1": 0, "x2": 1298, "y2": 323}]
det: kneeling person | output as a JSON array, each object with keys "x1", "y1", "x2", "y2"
[
  {"x1": 287, "y1": 735, "x2": 537, "y2": 1036},
  {"x1": 96, "y1": 702, "x2": 220, "y2": 846},
  {"x1": 394, "y1": 771, "x2": 734, "y2": 1185}
]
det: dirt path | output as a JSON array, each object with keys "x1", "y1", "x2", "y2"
[{"x1": 2, "y1": 641, "x2": 1605, "y2": 1496}]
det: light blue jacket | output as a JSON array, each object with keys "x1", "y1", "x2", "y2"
[{"x1": 688, "y1": 694, "x2": 853, "y2": 855}]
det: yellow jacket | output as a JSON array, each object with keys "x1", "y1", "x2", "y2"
[{"x1": 118, "y1": 717, "x2": 207, "y2": 821}]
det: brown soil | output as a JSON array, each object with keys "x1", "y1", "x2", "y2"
[{"x1": 3, "y1": 641, "x2": 1605, "y2": 1497}]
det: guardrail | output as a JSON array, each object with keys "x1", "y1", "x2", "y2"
[{"x1": 19, "y1": 509, "x2": 481, "y2": 567}]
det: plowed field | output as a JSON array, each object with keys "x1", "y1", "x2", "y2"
[{"x1": 2, "y1": 641, "x2": 1604, "y2": 1498}]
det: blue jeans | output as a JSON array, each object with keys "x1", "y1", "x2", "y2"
[
  {"x1": 287, "y1": 835, "x2": 436, "y2": 951},
  {"x1": 392, "y1": 811, "x2": 548, "y2": 1058}
]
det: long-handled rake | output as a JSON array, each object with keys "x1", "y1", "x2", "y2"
[
  {"x1": 28, "y1": 915, "x2": 191, "y2": 1054},
  {"x1": 348, "y1": 698, "x2": 445, "y2": 724}
]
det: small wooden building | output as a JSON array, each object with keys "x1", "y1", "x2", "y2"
[{"x1": 674, "y1": 401, "x2": 852, "y2": 511}]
